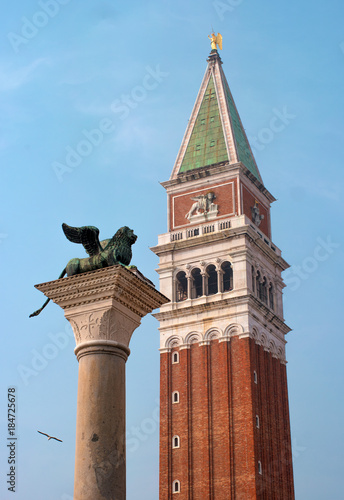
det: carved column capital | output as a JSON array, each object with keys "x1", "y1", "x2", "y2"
[
  {"x1": 35, "y1": 265, "x2": 169, "y2": 358},
  {"x1": 67, "y1": 305, "x2": 139, "y2": 360}
]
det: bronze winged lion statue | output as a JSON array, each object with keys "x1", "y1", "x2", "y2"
[{"x1": 30, "y1": 223, "x2": 137, "y2": 318}]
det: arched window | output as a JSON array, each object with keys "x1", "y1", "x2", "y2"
[
  {"x1": 254, "y1": 371, "x2": 258, "y2": 384},
  {"x1": 172, "y1": 351, "x2": 179, "y2": 364},
  {"x1": 206, "y1": 264, "x2": 218, "y2": 295},
  {"x1": 175, "y1": 271, "x2": 187, "y2": 302},
  {"x1": 173, "y1": 480, "x2": 180, "y2": 493},
  {"x1": 221, "y1": 261, "x2": 233, "y2": 292},
  {"x1": 258, "y1": 461, "x2": 262, "y2": 475},
  {"x1": 172, "y1": 391, "x2": 179, "y2": 404},
  {"x1": 260, "y1": 277, "x2": 268, "y2": 304},
  {"x1": 256, "y1": 415, "x2": 260, "y2": 428},
  {"x1": 191, "y1": 267, "x2": 203, "y2": 298},
  {"x1": 172, "y1": 435, "x2": 180, "y2": 448},
  {"x1": 269, "y1": 283, "x2": 274, "y2": 310},
  {"x1": 256, "y1": 271, "x2": 261, "y2": 298}
]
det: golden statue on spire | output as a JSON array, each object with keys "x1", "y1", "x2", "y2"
[{"x1": 208, "y1": 32, "x2": 223, "y2": 51}]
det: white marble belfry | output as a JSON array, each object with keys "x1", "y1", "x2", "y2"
[{"x1": 35, "y1": 265, "x2": 168, "y2": 500}]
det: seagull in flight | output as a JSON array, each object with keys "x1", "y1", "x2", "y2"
[{"x1": 37, "y1": 431, "x2": 62, "y2": 442}]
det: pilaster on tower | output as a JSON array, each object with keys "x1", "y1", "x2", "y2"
[{"x1": 152, "y1": 45, "x2": 294, "y2": 500}]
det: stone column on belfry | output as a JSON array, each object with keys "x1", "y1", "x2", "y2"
[{"x1": 34, "y1": 265, "x2": 168, "y2": 500}]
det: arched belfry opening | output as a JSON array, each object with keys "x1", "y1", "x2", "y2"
[
  {"x1": 221, "y1": 261, "x2": 233, "y2": 292},
  {"x1": 206, "y1": 264, "x2": 218, "y2": 295},
  {"x1": 191, "y1": 267, "x2": 202, "y2": 298},
  {"x1": 175, "y1": 271, "x2": 187, "y2": 302}
]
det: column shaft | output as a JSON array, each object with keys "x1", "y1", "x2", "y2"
[{"x1": 74, "y1": 346, "x2": 128, "y2": 500}]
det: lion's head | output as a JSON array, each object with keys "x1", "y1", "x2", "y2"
[{"x1": 110, "y1": 226, "x2": 137, "y2": 266}]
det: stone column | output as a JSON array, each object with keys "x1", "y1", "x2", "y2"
[
  {"x1": 201, "y1": 272, "x2": 207, "y2": 296},
  {"x1": 35, "y1": 265, "x2": 168, "y2": 500},
  {"x1": 187, "y1": 276, "x2": 192, "y2": 299},
  {"x1": 217, "y1": 268, "x2": 224, "y2": 294}
]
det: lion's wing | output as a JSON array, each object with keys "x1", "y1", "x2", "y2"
[{"x1": 62, "y1": 223, "x2": 102, "y2": 256}]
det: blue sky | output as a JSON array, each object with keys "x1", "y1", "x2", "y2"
[{"x1": 1, "y1": 1, "x2": 344, "y2": 499}]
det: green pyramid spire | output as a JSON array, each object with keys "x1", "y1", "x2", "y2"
[
  {"x1": 179, "y1": 75, "x2": 229, "y2": 173},
  {"x1": 173, "y1": 51, "x2": 262, "y2": 183},
  {"x1": 222, "y1": 75, "x2": 261, "y2": 180}
]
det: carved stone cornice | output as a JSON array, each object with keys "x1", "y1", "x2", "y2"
[
  {"x1": 35, "y1": 266, "x2": 169, "y2": 357},
  {"x1": 154, "y1": 294, "x2": 289, "y2": 332},
  {"x1": 35, "y1": 265, "x2": 169, "y2": 317},
  {"x1": 162, "y1": 162, "x2": 275, "y2": 204},
  {"x1": 151, "y1": 224, "x2": 288, "y2": 271}
]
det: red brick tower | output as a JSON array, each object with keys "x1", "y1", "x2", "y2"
[{"x1": 151, "y1": 48, "x2": 294, "y2": 499}]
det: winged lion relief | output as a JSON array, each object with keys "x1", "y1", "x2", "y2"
[{"x1": 185, "y1": 192, "x2": 218, "y2": 221}]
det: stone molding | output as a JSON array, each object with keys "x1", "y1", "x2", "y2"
[
  {"x1": 163, "y1": 166, "x2": 275, "y2": 207},
  {"x1": 74, "y1": 341, "x2": 130, "y2": 362},
  {"x1": 152, "y1": 223, "x2": 288, "y2": 271},
  {"x1": 35, "y1": 265, "x2": 168, "y2": 317},
  {"x1": 155, "y1": 294, "x2": 290, "y2": 335},
  {"x1": 160, "y1": 323, "x2": 287, "y2": 363}
]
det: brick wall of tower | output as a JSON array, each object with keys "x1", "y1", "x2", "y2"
[
  {"x1": 230, "y1": 336, "x2": 257, "y2": 499},
  {"x1": 281, "y1": 362, "x2": 295, "y2": 498},
  {"x1": 209, "y1": 340, "x2": 232, "y2": 496},
  {"x1": 241, "y1": 183, "x2": 271, "y2": 239},
  {"x1": 159, "y1": 352, "x2": 171, "y2": 499},
  {"x1": 190, "y1": 343, "x2": 211, "y2": 497},
  {"x1": 253, "y1": 341, "x2": 295, "y2": 499},
  {"x1": 160, "y1": 338, "x2": 294, "y2": 500},
  {"x1": 171, "y1": 347, "x2": 190, "y2": 497}
]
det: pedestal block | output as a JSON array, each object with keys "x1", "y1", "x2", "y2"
[{"x1": 35, "y1": 265, "x2": 168, "y2": 500}]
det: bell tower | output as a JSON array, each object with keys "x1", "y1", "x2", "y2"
[{"x1": 152, "y1": 46, "x2": 294, "y2": 499}]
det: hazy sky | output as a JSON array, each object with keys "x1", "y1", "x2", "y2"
[{"x1": 1, "y1": 1, "x2": 344, "y2": 499}]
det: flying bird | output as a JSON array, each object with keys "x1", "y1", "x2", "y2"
[{"x1": 37, "y1": 431, "x2": 62, "y2": 442}]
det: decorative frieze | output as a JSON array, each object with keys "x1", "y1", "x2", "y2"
[{"x1": 160, "y1": 323, "x2": 286, "y2": 363}]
